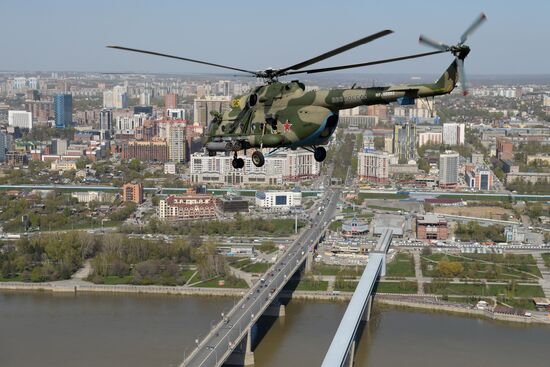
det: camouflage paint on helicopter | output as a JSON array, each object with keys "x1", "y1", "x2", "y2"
[{"x1": 206, "y1": 58, "x2": 457, "y2": 151}]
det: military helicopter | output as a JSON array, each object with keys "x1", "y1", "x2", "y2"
[{"x1": 108, "y1": 13, "x2": 485, "y2": 169}]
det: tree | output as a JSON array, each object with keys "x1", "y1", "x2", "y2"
[
  {"x1": 435, "y1": 259, "x2": 464, "y2": 278},
  {"x1": 417, "y1": 158, "x2": 431, "y2": 173}
]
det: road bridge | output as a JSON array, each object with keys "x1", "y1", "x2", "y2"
[
  {"x1": 321, "y1": 229, "x2": 393, "y2": 367},
  {"x1": 181, "y1": 189, "x2": 340, "y2": 367}
]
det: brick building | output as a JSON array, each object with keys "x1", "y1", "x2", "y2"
[
  {"x1": 159, "y1": 193, "x2": 217, "y2": 220},
  {"x1": 122, "y1": 182, "x2": 143, "y2": 204},
  {"x1": 416, "y1": 214, "x2": 449, "y2": 240}
]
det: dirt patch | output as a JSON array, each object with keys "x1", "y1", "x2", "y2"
[{"x1": 434, "y1": 206, "x2": 513, "y2": 220}]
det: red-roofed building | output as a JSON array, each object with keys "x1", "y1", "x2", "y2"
[{"x1": 159, "y1": 193, "x2": 216, "y2": 220}]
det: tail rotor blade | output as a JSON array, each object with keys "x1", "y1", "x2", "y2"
[
  {"x1": 419, "y1": 35, "x2": 451, "y2": 51},
  {"x1": 457, "y1": 58, "x2": 468, "y2": 96},
  {"x1": 460, "y1": 13, "x2": 487, "y2": 44}
]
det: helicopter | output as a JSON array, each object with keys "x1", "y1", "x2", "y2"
[{"x1": 108, "y1": 13, "x2": 486, "y2": 169}]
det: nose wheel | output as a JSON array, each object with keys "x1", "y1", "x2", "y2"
[
  {"x1": 251, "y1": 150, "x2": 265, "y2": 167},
  {"x1": 232, "y1": 152, "x2": 245, "y2": 169},
  {"x1": 313, "y1": 146, "x2": 327, "y2": 162}
]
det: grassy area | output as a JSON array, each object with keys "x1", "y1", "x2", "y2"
[
  {"x1": 329, "y1": 220, "x2": 343, "y2": 231},
  {"x1": 0, "y1": 275, "x2": 23, "y2": 282},
  {"x1": 499, "y1": 298, "x2": 537, "y2": 311},
  {"x1": 228, "y1": 258, "x2": 252, "y2": 269},
  {"x1": 367, "y1": 205, "x2": 401, "y2": 212},
  {"x1": 100, "y1": 275, "x2": 134, "y2": 285},
  {"x1": 313, "y1": 264, "x2": 365, "y2": 277},
  {"x1": 542, "y1": 253, "x2": 550, "y2": 268},
  {"x1": 91, "y1": 269, "x2": 197, "y2": 286},
  {"x1": 358, "y1": 192, "x2": 409, "y2": 200},
  {"x1": 242, "y1": 262, "x2": 271, "y2": 274},
  {"x1": 386, "y1": 253, "x2": 415, "y2": 277},
  {"x1": 296, "y1": 279, "x2": 329, "y2": 291},
  {"x1": 425, "y1": 282, "x2": 545, "y2": 298},
  {"x1": 421, "y1": 253, "x2": 541, "y2": 280},
  {"x1": 334, "y1": 280, "x2": 358, "y2": 291},
  {"x1": 376, "y1": 281, "x2": 418, "y2": 294},
  {"x1": 193, "y1": 277, "x2": 248, "y2": 288}
]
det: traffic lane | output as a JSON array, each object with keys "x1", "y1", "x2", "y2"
[{"x1": 189, "y1": 192, "x2": 339, "y2": 366}]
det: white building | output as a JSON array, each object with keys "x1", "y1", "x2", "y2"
[
  {"x1": 357, "y1": 149, "x2": 390, "y2": 183},
  {"x1": 103, "y1": 86, "x2": 128, "y2": 109},
  {"x1": 439, "y1": 150, "x2": 459, "y2": 187},
  {"x1": 189, "y1": 149, "x2": 319, "y2": 185},
  {"x1": 8, "y1": 110, "x2": 32, "y2": 129},
  {"x1": 71, "y1": 191, "x2": 111, "y2": 203},
  {"x1": 255, "y1": 191, "x2": 302, "y2": 210},
  {"x1": 417, "y1": 132, "x2": 442, "y2": 147},
  {"x1": 189, "y1": 153, "x2": 284, "y2": 186},
  {"x1": 164, "y1": 162, "x2": 176, "y2": 175},
  {"x1": 166, "y1": 108, "x2": 186, "y2": 119},
  {"x1": 442, "y1": 123, "x2": 465, "y2": 146}
]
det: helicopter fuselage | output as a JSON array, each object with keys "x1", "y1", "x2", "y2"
[{"x1": 205, "y1": 58, "x2": 457, "y2": 153}]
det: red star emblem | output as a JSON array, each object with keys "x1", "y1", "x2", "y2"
[{"x1": 283, "y1": 120, "x2": 292, "y2": 132}]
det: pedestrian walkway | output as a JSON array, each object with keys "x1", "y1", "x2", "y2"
[
  {"x1": 533, "y1": 252, "x2": 550, "y2": 298},
  {"x1": 413, "y1": 252, "x2": 424, "y2": 295}
]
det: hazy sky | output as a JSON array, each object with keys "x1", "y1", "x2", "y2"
[{"x1": 1, "y1": 0, "x2": 548, "y2": 75}]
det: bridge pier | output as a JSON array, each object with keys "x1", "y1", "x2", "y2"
[
  {"x1": 305, "y1": 252, "x2": 313, "y2": 273},
  {"x1": 225, "y1": 327, "x2": 255, "y2": 366},
  {"x1": 362, "y1": 295, "x2": 372, "y2": 322},
  {"x1": 264, "y1": 300, "x2": 286, "y2": 317}
]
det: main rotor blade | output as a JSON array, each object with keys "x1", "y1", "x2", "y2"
[
  {"x1": 419, "y1": 35, "x2": 450, "y2": 51},
  {"x1": 457, "y1": 58, "x2": 468, "y2": 96},
  {"x1": 285, "y1": 50, "x2": 447, "y2": 75},
  {"x1": 460, "y1": 13, "x2": 487, "y2": 44},
  {"x1": 107, "y1": 45, "x2": 258, "y2": 75},
  {"x1": 275, "y1": 30, "x2": 393, "y2": 76}
]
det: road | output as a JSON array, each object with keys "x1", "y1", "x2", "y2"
[{"x1": 182, "y1": 188, "x2": 341, "y2": 367}]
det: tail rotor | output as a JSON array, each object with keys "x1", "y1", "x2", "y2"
[{"x1": 419, "y1": 12, "x2": 487, "y2": 96}]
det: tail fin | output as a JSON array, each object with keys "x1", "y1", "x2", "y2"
[{"x1": 433, "y1": 59, "x2": 458, "y2": 93}]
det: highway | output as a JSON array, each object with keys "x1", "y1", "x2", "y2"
[{"x1": 182, "y1": 189, "x2": 341, "y2": 367}]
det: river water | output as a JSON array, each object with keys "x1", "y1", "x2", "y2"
[{"x1": 1, "y1": 292, "x2": 549, "y2": 367}]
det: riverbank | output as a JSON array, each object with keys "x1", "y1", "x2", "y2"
[{"x1": 2, "y1": 281, "x2": 549, "y2": 325}]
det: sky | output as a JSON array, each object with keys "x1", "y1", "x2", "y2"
[{"x1": 1, "y1": 0, "x2": 548, "y2": 75}]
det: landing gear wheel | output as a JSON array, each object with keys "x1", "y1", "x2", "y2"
[
  {"x1": 251, "y1": 150, "x2": 265, "y2": 167},
  {"x1": 232, "y1": 157, "x2": 245, "y2": 169},
  {"x1": 314, "y1": 146, "x2": 327, "y2": 162}
]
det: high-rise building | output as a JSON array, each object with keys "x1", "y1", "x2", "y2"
[
  {"x1": 139, "y1": 90, "x2": 152, "y2": 105},
  {"x1": 442, "y1": 122, "x2": 465, "y2": 146},
  {"x1": 103, "y1": 86, "x2": 128, "y2": 109},
  {"x1": 122, "y1": 182, "x2": 143, "y2": 204},
  {"x1": 193, "y1": 96, "x2": 231, "y2": 126},
  {"x1": 54, "y1": 94, "x2": 72, "y2": 128},
  {"x1": 417, "y1": 132, "x2": 442, "y2": 147},
  {"x1": 496, "y1": 137, "x2": 513, "y2": 161},
  {"x1": 168, "y1": 124, "x2": 187, "y2": 163},
  {"x1": 357, "y1": 149, "x2": 390, "y2": 183},
  {"x1": 121, "y1": 140, "x2": 169, "y2": 162},
  {"x1": 393, "y1": 122, "x2": 416, "y2": 160},
  {"x1": 439, "y1": 150, "x2": 459, "y2": 188},
  {"x1": 367, "y1": 104, "x2": 388, "y2": 120},
  {"x1": 99, "y1": 109, "x2": 113, "y2": 136},
  {"x1": 51, "y1": 139, "x2": 68, "y2": 155},
  {"x1": 164, "y1": 93, "x2": 177, "y2": 109},
  {"x1": 8, "y1": 110, "x2": 33, "y2": 129},
  {"x1": 0, "y1": 130, "x2": 6, "y2": 163}
]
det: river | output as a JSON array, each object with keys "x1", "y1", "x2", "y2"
[{"x1": 1, "y1": 292, "x2": 549, "y2": 367}]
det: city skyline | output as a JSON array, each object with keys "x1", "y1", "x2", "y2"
[{"x1": 1, "y1": 1, "x2": 549, "y2": 75}]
